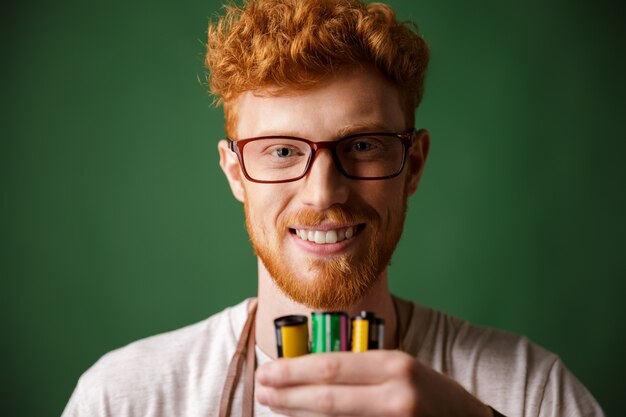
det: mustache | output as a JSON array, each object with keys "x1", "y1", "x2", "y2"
[{"x1": 280, "y1": 204, "x2": 379, "y2": 229}]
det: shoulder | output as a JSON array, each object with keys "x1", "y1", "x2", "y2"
[
  {"x1": 401, "y1": 299, "x2": 604, "y2": 417},
  {"x1": 402, "y1": 300, "x2": 557, "y2": 376},
  {"x1": 421, "y1": 305, "x2": 558, "y2": 372},
  {"x1": 62, "y1": 299, "x2": 252, "y2": 417}
]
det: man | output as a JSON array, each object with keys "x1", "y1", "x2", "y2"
[{"x1": 63, "y1": 0, "x2": 603, "y2": 416}]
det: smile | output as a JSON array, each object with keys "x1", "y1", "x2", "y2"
[{"x1": 290, "y1": 225, "x2": 364, "y2": 244}]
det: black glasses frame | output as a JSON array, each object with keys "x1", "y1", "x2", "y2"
[{"x1": 227, "y1": 129, "x2": 416, "y2": 184}]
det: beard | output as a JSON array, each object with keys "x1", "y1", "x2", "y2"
[{"x1": 244, "y1": 195, "x2": 408, "y2": 310}]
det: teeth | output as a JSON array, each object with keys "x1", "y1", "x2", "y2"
[
  {"x1": 325, "y1": 230, "x2": 337, "y2": 244},
  {"x1": 294, "y1": 226, "x2": 357, "y2": 244}
]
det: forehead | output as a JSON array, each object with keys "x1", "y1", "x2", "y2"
[{"x1": 233, "y1": 66, "x2": 406, "y2": 140}]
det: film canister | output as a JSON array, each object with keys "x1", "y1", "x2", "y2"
[
  {"x1": 274, "y1": 315, "x2": 309, "y2": 358},
  {"x1": 311, "y1": 311, "x2": 349, "y2": 353},
  {"x1": 351, "y1": 311, "x2": 385, "y2": 352},
  {"x1": 371, "y1": 317, "x2": 385, "y2": 350}
]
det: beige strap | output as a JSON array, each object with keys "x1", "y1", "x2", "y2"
[
  {"x1": 242, "y1": 312, "x2": 257, "y2": 417},
  {"x1": 218, "y1": 299, "x2": 258, "y2": 417}
]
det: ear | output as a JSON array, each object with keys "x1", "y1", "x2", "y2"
[
  {"x1": 218, "y1": 140, "x2": 246, "y2": 203},
  {"x1": 405, "y1": 129, "x2": 430, "y2": 196}
]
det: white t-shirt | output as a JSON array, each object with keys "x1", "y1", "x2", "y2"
[{"x1": 62, "y1": 297, "x2": 604, "y2": 417}]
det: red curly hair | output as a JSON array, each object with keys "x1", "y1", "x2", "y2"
[{"x1": 205, "y1": 0, "x2": 429, "y2": 136}]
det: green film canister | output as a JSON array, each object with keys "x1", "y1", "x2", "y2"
[{"x1": 312, "y1": 311, "x2": 348, "y2": 353}]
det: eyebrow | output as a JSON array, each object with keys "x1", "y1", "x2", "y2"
[
  {"x1": 248, "y1": 122, "x2": 395, "y2": 141},
  {"x1": 335, "y1": 122, "x2": 394, "y2": 138}
]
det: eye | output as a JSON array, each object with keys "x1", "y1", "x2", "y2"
[
  {"x1": 271, "y1": 147, "x2": 295, "y2": 157},
  {"x1": 353, "y1": 141, "x2": 375, "y2": 152}
]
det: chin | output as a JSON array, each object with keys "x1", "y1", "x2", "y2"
[{"x1": 271, "y1": 265, "x2": 379, "y2": 311}]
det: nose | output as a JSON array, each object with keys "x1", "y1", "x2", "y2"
[{"x1": 300, "y1": 149, "x2": 349, "y2": 209}]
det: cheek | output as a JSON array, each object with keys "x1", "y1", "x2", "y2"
[
  {"x1": 245, "y1": 183, "x2": 293, "y2": 229},
  {"x1": 357, "y1": 179, "x2": 407, "y2": 215}
]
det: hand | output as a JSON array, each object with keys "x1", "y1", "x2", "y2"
[{"x1": 255, "y1": 350, "x2": 492, "y2": 417}]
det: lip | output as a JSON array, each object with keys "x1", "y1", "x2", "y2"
[
  {"x1": 289, "y1": 222, "x2": 357, "y2": 231},
  {"x1": 288, "y1": 224, "x2": 365, "y2": 256}
]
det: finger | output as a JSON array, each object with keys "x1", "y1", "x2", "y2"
[
  {"x1": 256, "y1": 383, "x2": 391, "y2": 416},
  {"x1": 269, "y1": 407, "x2": 352, "y2": 417},
  {"x1": 267, "y1": 407, "x2": 291, "y2": 416},
  {"x1": 257, "y1": 350, "x2": 413, "y2": 387}
]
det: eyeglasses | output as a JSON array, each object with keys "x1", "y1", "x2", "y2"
[{"x1": 227, "y1": 129, "x2": 415, "y2": 184}]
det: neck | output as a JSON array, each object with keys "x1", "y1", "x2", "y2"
[{"x1": 254, "y1": 257, "x2": 398, "y2": 359}]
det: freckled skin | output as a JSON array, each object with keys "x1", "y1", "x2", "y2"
[{"x1": 220, "y1": 66, "x2": 420, "y2": 308}]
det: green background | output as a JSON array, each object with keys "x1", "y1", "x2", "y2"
[{"x1": 3, "y1": 0, "x2": 624, "y2": 415}]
